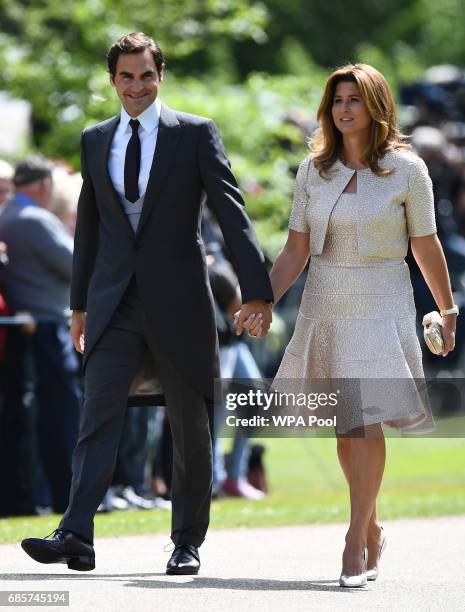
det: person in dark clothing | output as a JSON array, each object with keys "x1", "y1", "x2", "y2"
[
  {"x1": 0, "y1": 156, "x2": 81, "y2": 514},
  {"x1": 21, "y1": 32, "x2": 273, "y2": 575}
]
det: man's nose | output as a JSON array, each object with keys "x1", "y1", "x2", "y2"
[{"x1": 131, "y1": 80, "x2": 144, "y2": 91}]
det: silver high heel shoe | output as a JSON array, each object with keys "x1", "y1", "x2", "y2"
[
  {"x1": 366, "y1": 526, "x2": 387, "y2": 581},
  {"x1": 339, "y1": 547, "x2": 368, "y2": 588}
]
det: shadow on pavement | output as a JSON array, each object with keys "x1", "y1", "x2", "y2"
[{"x1": 0, "y1": 574, "x2": 368, "y2": 593}]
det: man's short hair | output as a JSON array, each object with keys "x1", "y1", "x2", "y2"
[
  {"x1": 107, "y1": 32, "x2": 165, "y2": 79},
  {"x1": 14, "y1": 155, "x2": 53, "y2": 187},
  {"x1": 0, "y1": 160, "x2": 14, "y2": 181}
]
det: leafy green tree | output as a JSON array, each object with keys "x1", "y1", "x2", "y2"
[
  {"x1": 162, "y1": 71, "x2": 326, "y2": 254},
  {"x1": 0, "y1": 0, "x2": 269, "y2": 162},
  {"x1": 234, "y1": 0, "x2": 424, "y2": 73},
  {"x1": 1, "y1": 0, "x2": 464, "y2": 252},
  {"x1": 416, "y1": 0, "x2": 465, "y2": 66}
]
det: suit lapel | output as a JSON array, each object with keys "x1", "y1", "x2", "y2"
[
  {"x1": 96, "y1": 115, "x2": 134, "y2": 236},
  {"x1": 135, "y1": 104, "x2": 182, "y2": 238}
]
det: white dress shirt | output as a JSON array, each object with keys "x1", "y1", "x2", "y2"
[{"x1": 108, "y1": 97, "x2": 162, "y2": 202}]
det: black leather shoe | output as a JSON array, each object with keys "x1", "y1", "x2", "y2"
[
  {"x1": 166, "y1": 544, "x2": 200, "y2": 575},
  {"x1": 21, "y1": 529, "x2": 95, "y2": 571}
]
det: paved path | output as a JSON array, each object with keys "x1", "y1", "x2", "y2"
[{"x1": 1, "y1": 515, "x2": 464, "y2": 611}]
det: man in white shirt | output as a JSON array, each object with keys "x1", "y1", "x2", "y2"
[
  {"x1": 21, "y1": 31, "x2": 273, "y2": 575},
  {"x1": 108, "y1": 97, "x2": 161, "y2": 233}
]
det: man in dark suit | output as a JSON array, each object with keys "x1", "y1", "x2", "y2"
[{"x1": 21, "y1": 32, "x2": 273, "y2": 573}]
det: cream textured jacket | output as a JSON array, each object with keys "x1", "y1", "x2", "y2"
[{"x1": 288, "y1": 150, "x2": 437, "y2": 258}]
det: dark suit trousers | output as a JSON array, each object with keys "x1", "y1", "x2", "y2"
[{"x1": 59, "y1": 279, "x2": 213, "y2": 546}]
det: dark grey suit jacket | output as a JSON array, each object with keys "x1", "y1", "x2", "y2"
[{"x1": 71, "y1": 103, "x2": 273, "y2": 400}]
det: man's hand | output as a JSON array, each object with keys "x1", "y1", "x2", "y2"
[
  {"x1": 71, "y1": 310, "x2": 86, "y2": 354},
  {"x1": 17, "y1": 311, "x2": 36, "y2": 335},
  {"x1": 234, "y1": 300, "x2": 272, "y2": 339}
]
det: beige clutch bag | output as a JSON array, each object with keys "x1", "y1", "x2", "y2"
[{"x1": 422, "y1": 311, "x2": 444, "y2": 355}]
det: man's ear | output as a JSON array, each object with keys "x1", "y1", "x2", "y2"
[
  {"x1": 159, "y1": 65, "x2": 165, "y2": 83},
  {"x1": 109, "y1": 73, "x2": 115, "y2": 87}
]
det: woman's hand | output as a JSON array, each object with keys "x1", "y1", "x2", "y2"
[
  {"x1": 441, "y1": 315, "x2": 456, "y2": 357},
  {"x1": 410, "y1": 234, "x2": 458, "y2": 358},
  {"x1": 234, "y1": 300, "x2": 272, "y2": 338}
]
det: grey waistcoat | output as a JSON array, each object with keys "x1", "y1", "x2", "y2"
[{"x1": 120, "y1": 193, "x2": 144, "y2": 233}]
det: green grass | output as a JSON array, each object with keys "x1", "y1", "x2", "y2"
[{"x1": 2, "y1": 437, "x2": 465, "y2": 544}]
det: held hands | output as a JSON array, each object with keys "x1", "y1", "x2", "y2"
[
  {"x1": 441, "y1": 315, "x2": 456, "y2": 357},
  {"x1": 71, "y1": 310, "x2": 86, "y2": 354},
  {"x1": 234, "y1": 300, "x2": 272, "y2": 339}
]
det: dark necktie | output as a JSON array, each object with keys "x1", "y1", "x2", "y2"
[{"x1": 124, "y1": 119, "x2": 141, "y2": 203}]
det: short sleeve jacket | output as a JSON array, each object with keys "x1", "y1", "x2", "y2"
[{"x1": 288, "y1": 150, "x2": 437, "y2": 258}]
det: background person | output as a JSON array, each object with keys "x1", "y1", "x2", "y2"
[
  {"x1": 0, "y1": 160, "x2": 14, "y2": 208},
  {"x1": 0, "y1": 155, "x2": 81, "y2": 513},
  {"x1": 202, "y1": 209, "x2": 267, "y2": 499},
  {"x1": 49, "y1": 167, "x2": 82, "y2": 235}
]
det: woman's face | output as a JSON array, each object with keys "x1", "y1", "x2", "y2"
[{"x1": 331, "y1": 80, "x2": 372, "y2": 136}]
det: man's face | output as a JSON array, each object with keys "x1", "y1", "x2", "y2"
[
  {"x1": 0, "y1": 178, "x2": 13, "y2": 206},
  {"x1": 110, "y1": 49, "x2": 163, "y2": 117}
]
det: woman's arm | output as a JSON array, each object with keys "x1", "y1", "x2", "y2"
[
  {"x1": 239, "y1": 229, "x2": 310, "y2": 337},
  {"x1": 270, "y1": 230, "x2": 310, "y2": 305},
  {"x1": 410, "y1": 234, "x2": 456, "y2": 356}
]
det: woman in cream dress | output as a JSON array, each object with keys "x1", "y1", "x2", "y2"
[{"x1": 247, "y1": 64, "x2": 457, "y2": 587}]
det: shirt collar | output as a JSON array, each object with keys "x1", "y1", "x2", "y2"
[
  {"x1": 14, "y1": 193, "x2": 39, "y2": 207},
  {"x1": 120, "y1": 98, "x2": 162, "y2": 134}
]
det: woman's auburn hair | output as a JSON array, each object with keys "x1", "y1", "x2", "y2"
[{"x1": 310, "y1": 63, "x2": 410, "y2": 178}]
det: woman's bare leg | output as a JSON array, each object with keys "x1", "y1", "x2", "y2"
[
  {"x1": 336, "y1": 436, "x2": 384, "y2": 571},
  {"x1": 336, "y1": 424, "x2": 386, "y2": 575}
]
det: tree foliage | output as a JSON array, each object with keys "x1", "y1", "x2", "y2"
[
  {"x1": 0, "y1": 0, "x2": 464, "y2": 252},
  {"x1": 161, "y1": 71, "x2": 326, "y2": 255},
  {"x1": 0, "y1": 0, "x2": 269, "y2": 160},
  {"x1": 1, "y1": 0, "x2": 464, "y2": 162}
]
